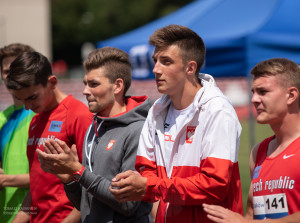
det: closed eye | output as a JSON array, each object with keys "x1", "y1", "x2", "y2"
[
  {"x1": 88, "y1": 82, "x2": 99, "y2": 88},
  {"x1": 257, "y1": 90, "x2": 267, "y2": 96}
]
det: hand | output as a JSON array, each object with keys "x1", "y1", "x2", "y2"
[
  {"x1": 202, "y1": 203, "x2": 247, "y2": 223},
  {"x1": 36, "y1": 139, "x2": 81, "y2": 175},
  {"x1": 0, "y1": 168, "x2": 5, "y2": 189},
  {"x1": 110, "y1": 170, "x2": 147, "y2": 203},
  {"x1": 0, "y1": 174, "x2": 7, "y2": 189},
  {"x1": 37, "y1": 157, "x2": 73, "y2": 184}
]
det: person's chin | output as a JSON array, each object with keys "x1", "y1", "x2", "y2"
[
  {"x1": 31, "y1": 107, "x2": 41, "y2": 113},
  {"x1": 156, "y1": 86, "x2": 167, "y2": 94},
  {"x1": 88, "y1": 106, "x2": 97, "y2": 113},
  {"x1": 256, "y1": 116, "x2": 268, "y2": 124}
]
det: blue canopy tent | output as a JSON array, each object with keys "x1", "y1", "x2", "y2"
[
  {"x1": 97, "y1": 0, "x2": 300, "y2": 148},
  {"x1": 97, "y1": 0, "x2": 300, "y2": 79}
]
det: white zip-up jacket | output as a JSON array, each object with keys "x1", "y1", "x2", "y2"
[{"x1": 135, "y1": 74, "x2": 243, "y2": 223}]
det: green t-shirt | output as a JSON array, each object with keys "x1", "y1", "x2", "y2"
[{"x1": 0, "y1": 105, "x2": 35, "y2": 223}]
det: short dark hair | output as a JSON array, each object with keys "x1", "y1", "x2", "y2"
[
  {"x1": 149, "y1": 24, "x2": 206, "y2": 75},
  {"x1": 83, "y1": 47, "x2": 132, "y2": 96},
  {"x1": 7, "y1": 51, "x2": 52, "y2": 90},
  {"x1": 0, "y1": 43, "x2": 35, "y2": 73}
]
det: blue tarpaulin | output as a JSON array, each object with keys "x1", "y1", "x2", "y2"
[{"x1": 97, "y1": 0, "x2": 300, "y2": 79}]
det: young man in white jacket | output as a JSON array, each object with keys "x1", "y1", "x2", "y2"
[{"x1": 110, "y1": 24, "x2": 243, "y2": 223}]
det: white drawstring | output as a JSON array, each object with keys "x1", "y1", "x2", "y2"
[{"x1": 85, "y1": 119, "x2": 103, "y2": 172}]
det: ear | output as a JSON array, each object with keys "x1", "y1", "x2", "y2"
[
  {"x1": 48, "y1": 75, "x2": 58, "y2": 89},
  {"x1": 186, "y1": 61, "x2": 197, "y2": 77},
  {"x1": 113, "y1": 78, "x2": 124, "y2": 95},
  {"x1": 287, "y1": 86, "x2": 299, "y2": 106}
]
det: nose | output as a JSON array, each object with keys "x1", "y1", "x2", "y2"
[
  {"x1": 251, "y1": 92, "x2": 259, "y2": 105},
  {"x1": 24, "y1": 102, "x2": 32, "y2": 110},
  {"x1": 152, "y1": 62, "x2": 161, "y2": 75},
  {"x1": 82, "y1": 85, "x2": 90, "y2": 96},
  {"x1": 2, "y1": 73, "x2": 8, "y2": 82}
]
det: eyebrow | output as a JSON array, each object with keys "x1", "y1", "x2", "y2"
[
  {"x1": 2, "y1": 68, "x2": 9, "y2": 73},
  {"x1": 15, "y1": 94, "x2": 36, "y2": 101},
  {"x1": 251, "y1": 86, "x2": 266, "y2": 92},
  {"x1": 152, "y1": 55, "x2": 170, "y2": 60}
]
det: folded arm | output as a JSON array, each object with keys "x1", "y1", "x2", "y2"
[{"x1": 0, "y1": 173, "x2": 29, "y2": 188}]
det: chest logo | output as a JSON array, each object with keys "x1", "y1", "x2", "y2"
[
  {"x1": 31, "y1": 124, "x2": 37, "y2": 131},
  {"x1": 283, "y1": 154, "x2": 295, "y2": 159},
  {"x1": 252, "y1": 165, "x2": 261, "y2": 179},
  {"x1": 186, "y1": 126, "x2": 196, "y2": 144},
  {"x1": 49, "y1": 121, "x2": 63, "y2": 132},
  {"x1": 106, "y1": 140, "x2": 115, "y2": 150}
]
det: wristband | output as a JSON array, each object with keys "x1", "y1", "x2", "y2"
[{"x1": 72, "y1": 166, "x2": 85, "y2": 182}]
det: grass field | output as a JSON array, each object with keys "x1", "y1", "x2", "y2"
[{"x1": 238, "y1": 119, "x2": 273, "y2": 213}]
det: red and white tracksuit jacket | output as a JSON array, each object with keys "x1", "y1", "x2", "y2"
[{"x1": 135, "y1": 74, "x2": 243, "y2": 223}]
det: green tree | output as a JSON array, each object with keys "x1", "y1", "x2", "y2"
[{"x1": 51, "y1": 0, "x2": 194, "y2": 66}]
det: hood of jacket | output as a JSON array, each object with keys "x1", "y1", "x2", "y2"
[
  {"x1": 152, "y1": 73, "x2": 232, "y2": 117},
  {"x1": 94, "y1": 95, "x2": 151, "y2": 126}
]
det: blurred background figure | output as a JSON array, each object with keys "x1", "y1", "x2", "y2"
[{"x1": 0, "y1": 43, "x2": 35, "y2": 223}]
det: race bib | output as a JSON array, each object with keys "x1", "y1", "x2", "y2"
[{"x1": 253, "y1": 193, "x2": 288, "y2": 219}]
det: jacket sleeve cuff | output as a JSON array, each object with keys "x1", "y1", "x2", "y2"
[
  {"x1": 143, "y1": 176, "x2": 158, "y2": 201},
  {"x1": 77, "y1": 168, "x2": 95, "y2": 188},
  {"x1": 64, "y1": 180, "x2": 79, "y2": 190}
]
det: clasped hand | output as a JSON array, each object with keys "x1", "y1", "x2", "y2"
[
  {"x1": 36, "y1": 139, "x2": 80, "y2": 177},
  {"x1": 109, "y1": 170, "x2": 147, "y2": 203}
]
